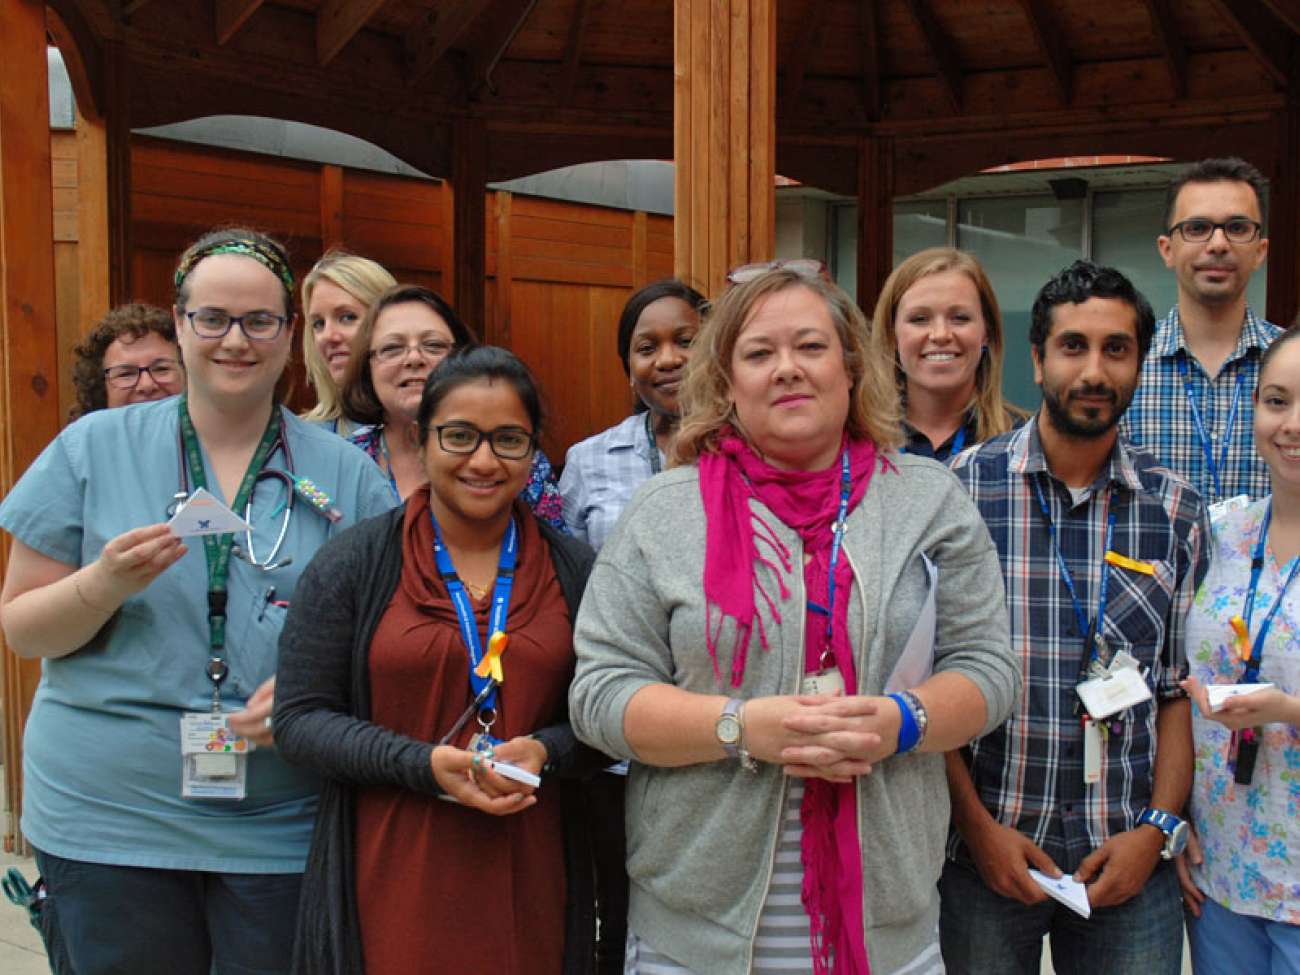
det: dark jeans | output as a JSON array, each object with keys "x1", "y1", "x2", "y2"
[
  {"x1": 938, "y1": 857, "x2": 1183, "y2": 975},
  {"x1": 35, "y1": 849, "x2": 302, "y2": 975}
]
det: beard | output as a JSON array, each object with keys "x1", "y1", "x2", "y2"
[{"x1": 1040, "y1": 378, "x2": 1135, "y2": 440}]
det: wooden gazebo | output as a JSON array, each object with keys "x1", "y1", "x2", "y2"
[{"x1": 4, "y1": 0, "x2": 1300, "y2": 847}]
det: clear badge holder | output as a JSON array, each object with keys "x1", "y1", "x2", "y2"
[{"x1": 180, "y1": 712, "x2": 250, "y2": 800}]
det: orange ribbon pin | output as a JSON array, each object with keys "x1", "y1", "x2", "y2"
[{"x1": 475, "y1": 631, "x2": 509, "y2": 683}]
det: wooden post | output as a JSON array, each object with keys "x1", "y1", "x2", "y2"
[
  {"x1": 450, "y1": 119, "x2": 487, "y2": 340},
  {"x1": 632, "y1": 210, "x2": 649, "y2": 290},
  {"x1": 856, "y1": 134, "x2": 895, "y2": 313},
  {"x1": 76, "y1": 109, "x2": 111, "y2": 334},
  {"x1": 319, "y1": 164, "x2": 345, "y2": 251},
  {"x1": 1267, "y1": 84, "x2": 1300, "y2": 330},
  {"x1": 493, "y1": 190, "x2": 513, "y2": 348},
  {"x1": 673, "y1": 0, "x2": 775, "y2": 297},
  {"x1": 104, "y1": 42, "x2": 132, "y2": 304},
  {"x1": 0, "y1": 0, "x2": 62, "y2": 853}
]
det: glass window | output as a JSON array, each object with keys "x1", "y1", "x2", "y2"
[
  {"x1": 830, "y1": 200, "x2": 948, "y2": 302},
  {"x1": 957, "y1": 196, "x2": 1086, "y2": 412}
]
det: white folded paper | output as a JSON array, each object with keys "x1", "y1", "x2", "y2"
[
  {"x1": 1206, "y1": 682, "x2": 1274, "y2": 712},
  {"x1": 485, "y1": 758, "x2": 541, "y2": 788},
  {"x1": 168, "y1": 487, "x2": 251, "y2": 537},
  {"x1": 1029, "y1": 869, "x2": 1091, "y2": 918}
]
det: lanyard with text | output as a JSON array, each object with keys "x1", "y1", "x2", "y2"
[
  {"x1": 178, "y1": 396, "x2": 283, "y2": 712},
  {"x1": 1233, "y1": 503, "x2": 1300, "y2": 684},
  {"x1": 431, "y1": 511, "x2": 518, "y2": 724},
  {"x1": 801, "y1": 451, "x2": 851, "y2": 696},
  {"x1": 1177, "y1": 356, "x2": 1244, "y2": 501},
  {"x1": 644, "y1": 410, "x2": 663, "y2": 475},
  {"x1": 1031, "y1": 476, "x2": 1116, "y2": 677}
]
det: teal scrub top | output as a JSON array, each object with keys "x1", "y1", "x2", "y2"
[{"x1": 0, "y1": 397, "x2": 393, "y2": 873}]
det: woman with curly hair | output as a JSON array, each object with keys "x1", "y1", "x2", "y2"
[{"x1": 70, "y1": 302, "x2": 183, "y2": 418}]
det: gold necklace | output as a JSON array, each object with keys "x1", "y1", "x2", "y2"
[{"x1": 463, "y1": 579, "x2": 490, "y2": 600}]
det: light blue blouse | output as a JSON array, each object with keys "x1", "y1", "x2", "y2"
[
  {"x1": 559, "y1": 413, "x2": 664, "y2": 552},
  {"x1": 0, "y1": 397, "x2": 392, "y2": 873}
]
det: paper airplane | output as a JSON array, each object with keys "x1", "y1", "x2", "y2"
[
  {"x1": 168, "y1": 487, "x2": 251, "y2": 537},
  {"x1": 1029, "y1": 869, "x2": 1091, "y2": 918},
  {"x1": 1206, "y1": 682, "x2": 1274, "y2": 712}
]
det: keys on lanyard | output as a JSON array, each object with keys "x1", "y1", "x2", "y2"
[
  {"x1": 1177, "y1": 357, "x2": 1243, "y2": 502},
  {"x1": 801, "y1": 450, "x2": 851, "y2": 697},
  {"x1": 432, "y1": 511, "x2": 518, "y2": 744}
]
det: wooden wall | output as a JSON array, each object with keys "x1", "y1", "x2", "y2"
[{"x1": 56, "y1": 133, "x2": 674, "y2": 462}]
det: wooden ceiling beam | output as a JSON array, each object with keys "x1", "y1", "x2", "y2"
[
  {"x1": 1207, "y1": 0, "x2": 1291, "y2": 86},
  {"x1": 859, "y1": 0, "x2": 881, "y2": 121},
  {"x1": 560, "y1": 0, "x2": 593, "y2": 103},
  {"x1": 899, "y1": 0, "x2": 962, "y2": 113},
  {"x1": 317, "y1": 0, "x2": 387, "y2": 67},
  {"x1": 1142, "y1": 0, "x2": 1188, "y2": 98},
  {"x1": 1015, "y1": 0, "x2": 1071, "y2": 104},
  {"x1": 784, "y1": 0, "x2": 829, "y2": 106},
  {"x1": 403, "y1": 0, "x2": 484, "y2": 87},
  {"x1": 214, "y1": 0, "x2": 264, "y2": 46},
  {"x1": 1261, "y1": 0, "x2": 1300, "y2": 36}
]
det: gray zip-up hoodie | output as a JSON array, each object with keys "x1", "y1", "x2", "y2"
[{"x1": 570, "y1": 454, "x2": 1019, "y2": 975}]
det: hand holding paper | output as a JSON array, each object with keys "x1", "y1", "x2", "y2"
[{"x1": 1028, "y1": 869, "x2": 1091, "y2": 918}]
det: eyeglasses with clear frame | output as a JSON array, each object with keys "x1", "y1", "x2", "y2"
[
  {"x1": 1166, "y1": 218, "x2": 1264, "y2": 244},
  {"x1": 184, "y1": 309, "x2": 289, "y2": 342},
  {"x1": 370, "y1": 338, "x2": 455, "y2": 365},
  {"x1": 429, "y1": 423, "x2": 536, "y2": 460},
  {"x1": 103, "y1": 358, "x2": 183, "y2": 390},
  {"x1": 726, "y1": 258, "x2": 828, "y2": 285}
]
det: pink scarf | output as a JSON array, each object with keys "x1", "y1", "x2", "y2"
[{"x1": 698, "y1": 431, "x2": 886, "y2": 975}]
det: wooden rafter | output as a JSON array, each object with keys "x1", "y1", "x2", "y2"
[
  {"x1": 899, "y1": 0, "x2": 961, "y2": 113},
  {"x1": 1141, "y1": 0, "x2": 1187, "y2": 98},
  {"x1": 317, "y1": 0, "x2": 387, "y2": 67},
  {"x1": 784, "y1": 0, "x2": 829, "y2": 105},
  {"x1": 403, "y1": 0, "x2": 484, "y2": 86},
  {"x1": 1206, "y1": 0, "x2": 1291, "y2": 86},
  {"x1": 1015, "y1": 0, "x2": 1071, "y2": 104},
  {"x1": 859, "y1": 0, "x2": 881, "y2": 121},
  {"x1": 215, "y1": 0, "x2": 264, "y2": 46},
  {"x1": 1261, "y1": 0, "x2": 1300, "y2": 35},
  {"x1": 560, "y1": 0, "x2": 593, "y2": 103},
  {"x1": 120, "y1": 0, "x2": 156, "y2": 16}
]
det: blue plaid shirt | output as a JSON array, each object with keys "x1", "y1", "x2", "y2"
[
  {"x1": 948, "y1": 420, "x2": 1210, "y2": 872},
  {"x1": 559, "y1": 412, "x2": 664, "y2": 552},
  {"x1": 1121, "y1": 306, "x2": 1281, "y2": 504}
]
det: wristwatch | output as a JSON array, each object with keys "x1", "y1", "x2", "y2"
[
  {"x1": 1136, "y1": 807, "x2": 1189, "y2": 860},
  {"x1": 715, "y1": 698, "x2": 758, "y2": 772}
]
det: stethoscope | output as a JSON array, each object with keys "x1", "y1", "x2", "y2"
[{"x1": 165, "y1": 420, "x2": 299, "y2": 572}]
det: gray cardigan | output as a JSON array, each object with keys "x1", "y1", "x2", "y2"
[{"x1": 569, "y1": 454, "x2": 1019, "y2": 975}]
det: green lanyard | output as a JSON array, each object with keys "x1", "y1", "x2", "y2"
[{"x1": 178, "y1": 396, "x2": 283, "y2": 711}]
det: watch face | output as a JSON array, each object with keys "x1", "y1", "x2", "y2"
[
  {"x1": 716, "y1": 714, "x2": 741, "y2": 746},
  {"x1": 1167, "y1": 820, "x2": 1190, "y2": 858}
]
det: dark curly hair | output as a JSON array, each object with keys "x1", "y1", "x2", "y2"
[{"x1": 71, "y1": 303, "x2": 178, "y2": 419}]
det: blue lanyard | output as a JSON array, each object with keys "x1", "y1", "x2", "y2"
[
  {"x1": 431, "y1": 512, "x2": 518, "y2": 713},
  {"x1": 808, "y1": 451, "x2": 852, "y2": 660},
  {"x1": 1241, "y1": 502, "x2": 1300, "y2": 683},
  {"x1": 1176, "y1": 357, "x2": 1243, "y2": 501},
  {"x1": 1031, "y1": 477, "x2": 1116, "y2": 667}
]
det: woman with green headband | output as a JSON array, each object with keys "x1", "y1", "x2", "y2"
[{"x1": 0, "y1": 227, "x2": 393, "y2": 974}]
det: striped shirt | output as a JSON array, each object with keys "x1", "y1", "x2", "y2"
[
  {"x1": 560, "y1": 412, "x2": 664, "y2": 552},
  {"x1": 1120, "y1": 305, "x2": 1281, "y2": 504},
  {"x1": 948, "y1": 420, "x2": 1210, "y2": 873},
  {"x1": 627, "y1": 781, "x2": 942, "y2": 975}
]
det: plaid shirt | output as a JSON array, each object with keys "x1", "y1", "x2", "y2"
[
  {"x1": 558, "y1": 412, "x2": 663, "y2": 552},
  {"x1": 1121, "y1": 306, "x2": 1281, "y2": 504},
  {"x1": 949, "y1": 420, "x2": 1210, "y2": 872}
]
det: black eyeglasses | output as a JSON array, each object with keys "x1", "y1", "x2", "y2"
[
  {"x1": 184, "y1": 309, "x2": 289, "y2": 342},
  {"x1": 429, "y1": 423, "x2": 535, "y2": 460},
  {"x1": 103, "y1": 358, "x2": 183, "y2": 390},
  {"x1": 1166, "y1": 218, "x2": 1263, "y2": 244}
]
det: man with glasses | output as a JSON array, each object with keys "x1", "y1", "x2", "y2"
[
  {"x1": 1121, "y1": 157, "x2": 1280, "y2": 505},
  {"x1": 71, "y1": 303, "x2": 184, "y2": 418}
]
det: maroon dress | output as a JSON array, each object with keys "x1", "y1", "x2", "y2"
[{"x1": 355, "y1": 488, "x2": 573, "y2": 975}]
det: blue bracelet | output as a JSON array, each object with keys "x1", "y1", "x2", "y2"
[{"x1": 889, "y1": 692, "x2": 920, "y2": 754}]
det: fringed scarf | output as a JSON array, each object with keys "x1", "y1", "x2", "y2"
[{"x1": 698, "y1": 431, "x2": 888, "y2": 975}]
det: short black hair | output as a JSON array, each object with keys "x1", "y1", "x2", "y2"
[
  {"x1": 1164, "y1": 157, "x2": 1267, "y2": 231},
  {"x1": 616, "y1": 278, "x2": 708, "y2": 375},
  {"x1": 416, "y1": 345, "x2": 543, "y2": 446},
  {"x1": 1030, "y1": 260, "x2": 1156, "y2": 361}
]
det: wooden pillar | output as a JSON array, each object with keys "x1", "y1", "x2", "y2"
[
  {"x1": 75, "y1": 108, "x2": 111, "y2": 334},
  {"x1": 856, "y1": 134, "x2": 895, "y2": 313},
  {"x1": 1267, "y1": 83, "x2": 1300, "y2": 330},
  {"x1": 494, "y1": 190, "x2": 513, "y2": 348},
  {"x1": 672, "y1": 0, "x2": 775, "y2": 297},
  {"x1": 104, "y1": 42, "x2": 132, "y2": 304},
  {"x1": 450, "y1": 119, "x2": 487, "y2": 341},
  {"x1": 0, "y1": 0, "x2": 62, "y2": 852},
  {"x1": 319, "y1": 164, "x2": 345, "y2": 251}
]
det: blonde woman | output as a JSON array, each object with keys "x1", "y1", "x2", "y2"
[
  {"x1": 870, "y1": 247, "x2": 1028, "y2": 461},
  {"x1": 300, "y1": 250, "x2": 396, "y2": 435}
]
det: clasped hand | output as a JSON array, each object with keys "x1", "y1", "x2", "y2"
[
  {"x1": 430, "y1": 736, "x2": 547, "y2": 816},
  {"x1": 745, "y1": 694, "x2": 901, "y2": 782}
]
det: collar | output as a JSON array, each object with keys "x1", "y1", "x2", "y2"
[
  {"x1": 1009, "y1": 416, "x2": 1143, "y2": 494},
  {"x1": 603, "y1": 411, "x2": 659, "y2": 463},
  {"x1": 1154, "y1": 304, "x2": 1274, "y2": 362}
]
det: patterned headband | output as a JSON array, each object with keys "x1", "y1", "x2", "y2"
[{"x1": 173, "y1": 239, "x2": 295, "y2": 294}]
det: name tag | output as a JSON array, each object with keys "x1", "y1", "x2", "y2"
[
  {"x1": 1076, "y1": 666, "x2": 1153, "y2": 721},
  {"x1": 180, "y1": 712, "x2": 250, "y2": 801},
  {"x1": 801, "y1": 668, "x2": 845, "y2": 697}
]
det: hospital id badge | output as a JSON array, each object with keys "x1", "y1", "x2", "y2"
[
  {"x1": 180, "y1": 712, "x2": 250, "y2": 801},
  {"x1": 801, "y1": 668, "x2": 845, "y2": 696},
  {"x1": 1075, "y1": 667, "x2": 1152, "y2": 721}
]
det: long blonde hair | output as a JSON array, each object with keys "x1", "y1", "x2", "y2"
[
  {"x1": 300, "y1": 250, "x2": 396, "y2": 422},
  {"x1": 869, "y1": 247, "x2": 1027, "y2": 442},
  {"x1": 673, "y1": 269, "x2": 903, "y2": 466}
]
